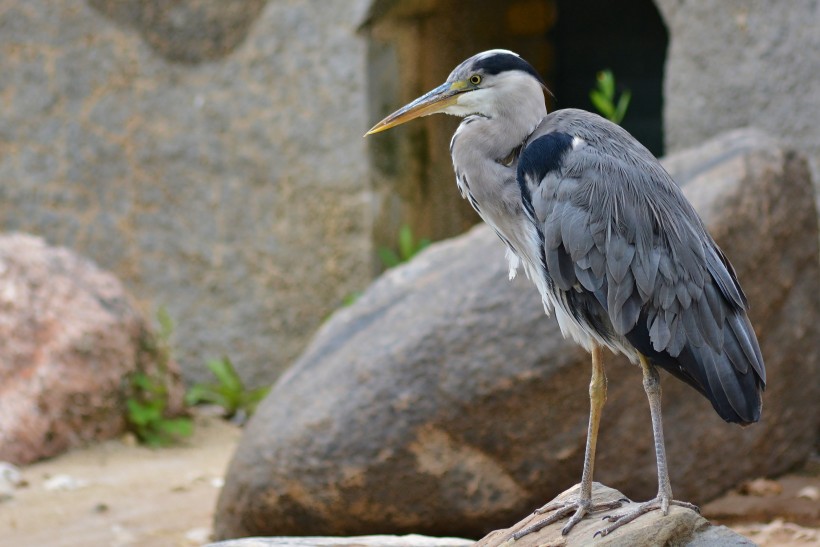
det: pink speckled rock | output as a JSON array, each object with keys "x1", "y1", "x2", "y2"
[{"x1": 0, "y1": 233, "x2": 183, "y2": 464}]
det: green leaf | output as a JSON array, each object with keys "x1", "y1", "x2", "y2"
[
  {"x1": 156, "y1": 418, "x2": 193, "y2": 438},
  {"x1": 207, "y1": 358, "x2": 243, "y2": 395},
  {"x1": 185, "y1": 384, "x2": 225, "y2": 407},
  {"x1": 126, "y1": 399, "x2": 163, "y2": 426},
  {"x1": 597, "y1": 70, "x2": 615, "y2": 99},
  {"x1": 247, "y1": 385, "x2": 271, "y2": 403},
  {"x1": 126, "y1": 399, "x2": 148, "y2": 426},
  {"x1": 614, "y1": 90, "x2": 632, "y2": 124},
  {"x1": 398, "y1": 225, "x2": 414, "y2": 260},
  {"x1": 130, "y1": 372, "x2": 151, "y2": 390},
  {"x1": 241, "y1": 386, "x2": 271, "y2": 413},
  {"x1": 377, "y1": 247, "x2": 400, "y2": 268},
  {"x1": 142, "y1": 432, "x2": 165, "y2": 447},
  {"x1": 590, "y1": 70, "x2": 630, "y2": 125},
  {"x1": 156, "y1": 306, "x2": 174, "y2": 340},
  {"x1": 341, "y1": 291, "x2": 361, "y2": 307},
  {"x1": 378, "y1": 225, "x2": 431, "y2": 269},
  {"x1": 186, "y1": 355, "x2": 271, "y2": 420},
  {"x1": 589, "y1": 91, "x2": 614, "y2": 118}
]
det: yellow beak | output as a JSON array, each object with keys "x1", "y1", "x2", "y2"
[{"x1": 365, "y1": 81, "x2": 468, "y2": 136}]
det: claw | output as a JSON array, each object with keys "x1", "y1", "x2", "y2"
[
  {"x1": 595, "y1": 496, "x2": 699, "y2": 537},
  {"x1": 513, "y1": 504, "x2": 577, "y2": 540},
  {"x1": 512, "y1": 496, "x2": 625, "y2": 541}
]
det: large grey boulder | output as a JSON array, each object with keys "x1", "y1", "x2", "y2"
[{"x1": 214, "y1": 129, "x2": 820, "y2": 539}]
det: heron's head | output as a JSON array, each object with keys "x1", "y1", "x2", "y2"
[{"x1": 366, "y1": 49, "x2": 549, "y2": 135}]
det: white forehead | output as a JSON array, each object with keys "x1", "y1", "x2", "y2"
[{"x1": 473, "y1": 49, "x2": 520, "y2": 61}]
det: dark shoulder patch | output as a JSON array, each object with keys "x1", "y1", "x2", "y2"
[
  {"x1": 517, "y1": 132, "x2": 574, "y2": 184},
  {"x1": 473, "y1": 52, "x2": 545, "y2": 84}
]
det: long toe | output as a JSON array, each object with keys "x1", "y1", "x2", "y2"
[
  {"x1": 670, "y1": 499, "x2": 700, "y2": 513},
  {"x1": 533, "y1": 499, "x2": 564, "y2": 515},
  {"x1": 513, "y1": 504, "x2": 577, "y2": 540},
  {"x1": 595, "y1": 497, "x2": 699, "y2": 537},
  {"x1": 513, "y1": 497, "x2": 626, "y2": 540},
  {"x1": 560, "y1": 505, "x2": 591, "y2": 536}
]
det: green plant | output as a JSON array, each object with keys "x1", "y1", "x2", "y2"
[
  {"x1": 186, "y1": 357, "x2": 270, "y2": 421},
  {"x1": 126, "y1": 372, "x2": 193, "y2": 447},
  {"x1": 341, "y1": 291, "x2": 362, "y2": 307},
  {"x1": 125, "y1": 307, "x2": 193, "y2": 446},
  {"x1": 378, "y1": 224, "x2": 430, "y2": 268},
  {"x1": 590, "y1": 69, "x2": 631, "y2": 125}
]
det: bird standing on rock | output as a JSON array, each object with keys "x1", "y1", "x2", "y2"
[{"x1": 366, "y1": 50, "x2": 765, "y2": 539}]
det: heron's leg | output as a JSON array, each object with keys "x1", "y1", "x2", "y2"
[
  {"x1": 512, "y1": 344, "x2": 622, "y2": 540},
  {"x1": 645, "y1": 358, "x2": 673, "y2": 503},
  {"x1": 594, "y1": 356, "x2": 698, "y2": 537}
]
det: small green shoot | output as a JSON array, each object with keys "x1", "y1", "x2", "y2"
[
  {"x1": 156, "y1": 305, "x2": 174, "y2": 343},
  {"x1": 378, "y1": 224, "x2": 430, "y2": 268},
  {"x1": 125, "y1": 307, "x2": 193, "y2": 447},
  {"x1": 126, "y1": 372, "x2": 193, "y2": 447},
  {"x1": 590, "y1": 69, "x2": 631, "y2": 125},
  {"x1": 186, "y1": 357, "x2": 270, "y2": 422},
  {"x1": 341, "y1": 291, "x2": 362, "y2": 307}
]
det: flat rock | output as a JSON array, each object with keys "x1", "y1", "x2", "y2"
[
  {"x1": 0, "y1": 233, "x2": 184, "y2": 464},
  {"x1": 214, "y1": 129, "x2": 820, "y2": 539},
  {"x1": 475, "y1": 483, "x2": 755, "y2": 547},
  {"x1": 208, "y1": 534, "x2": 472, "y2": 547}
]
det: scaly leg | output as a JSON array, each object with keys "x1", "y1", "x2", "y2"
[
  {"x1": 595, "y1": 356, "x2": 698, "y2": 537},
  {"x1": 513, "y1": 344, "x2": 623, "y2": 540}
]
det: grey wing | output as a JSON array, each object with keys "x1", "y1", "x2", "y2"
[{"x1": 517, "y1": 110, "x2": 765, "y2": 424}]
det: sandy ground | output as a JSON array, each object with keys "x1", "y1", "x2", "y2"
[
  {"x1": 1, "y1": 413, "x2": 240, "y2": 547},
  {"x1": 1, "y1": 413, "x2": 817, "y2": 547}
]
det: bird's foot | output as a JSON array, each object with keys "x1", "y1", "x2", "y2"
[
  {"x1": 512, "y1": 496, "x2": 627, "y2": 540},
  {"x1": 594, "y1": 495, "x2": 699, "y2": 538}
]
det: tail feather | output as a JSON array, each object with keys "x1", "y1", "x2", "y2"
[
  {"x1": 627, "y1": 309, "x2": 765, "y2": 425},
  {"x1": 677, "y1": 309, "x2": 764, "y2": 424}
]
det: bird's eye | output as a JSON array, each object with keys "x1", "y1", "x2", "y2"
[{"x1": 469, "y1": 74, "x2": 482, "y2": 85}]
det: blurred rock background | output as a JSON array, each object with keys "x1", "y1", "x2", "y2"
[
  {"x1": 0, "y1": 0, "x2": 373, "y2": 388},
  {"x1": 1, "y1": 0, "x2": 818, "y2": 390},
  {"x1": 2, "y1": 0, "x2": 819, "y2": 543}
]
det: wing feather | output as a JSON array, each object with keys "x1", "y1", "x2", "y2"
[
  {"x1": 632, "y1": 248, "x2": 660, "y2": 301},
  {"x1": 517, "y1": 109, "x2": 765, "y2": 424}
]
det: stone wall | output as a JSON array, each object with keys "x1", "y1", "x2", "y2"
[
  {"x1": 0, "y1": 0, "x2": 373, "y2": 385},
  {"x1": 656, "y1": 0, "x2": 820, "y2": 198}
]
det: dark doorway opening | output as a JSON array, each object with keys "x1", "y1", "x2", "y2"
[
  {"x1": 363, "y1": 0, "x2": 668, "y2": 272},
  {"x1": 552, "y1": 0, "x2": 668, "y2": 155}
]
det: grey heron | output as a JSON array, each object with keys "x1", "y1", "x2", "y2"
[{"x1": 366, "y1": 50, "x2": 765, "y2": 538}]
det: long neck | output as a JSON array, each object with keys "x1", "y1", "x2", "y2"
[
  {"x1": 450, "y1": 79, "x2": 547, "y2": 207},
  {"x1": 449, "y1": 78, "x2": 547, "y2": 283},
  {"x1": 492, "y1": 83, "x2": 548, "y2": 157}
]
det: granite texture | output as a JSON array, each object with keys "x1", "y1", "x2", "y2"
[
  {"x1": 0, "y1": 0, "x2": 373, "y2": 385},
  {"x1": 656, "y1": 0, "x2": 820, "y2": 199}
]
